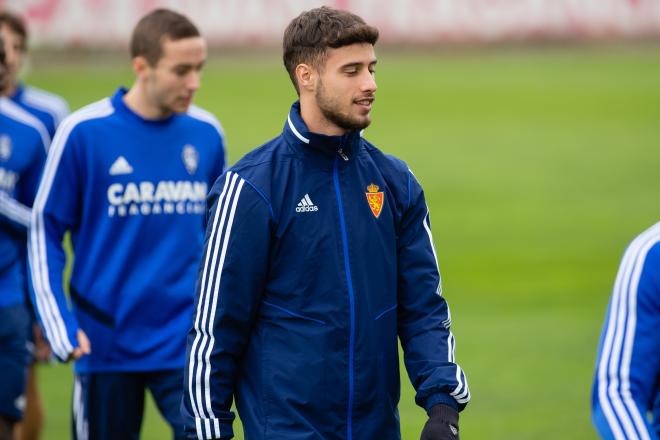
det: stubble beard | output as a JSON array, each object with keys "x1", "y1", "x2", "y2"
[{"x1": 316, "y1": 81, "x2": 372, "y2": 132}]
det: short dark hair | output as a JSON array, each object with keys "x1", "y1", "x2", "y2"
[
  {"x1": 0, "y1": 11, "x2": 27, "y2": 51},
  {"x1": 130, "y1": 8, "x2": 200, "y2": 66},
  {"x1": 283, "y1": 6, "x2": 379, "y2": 93}
]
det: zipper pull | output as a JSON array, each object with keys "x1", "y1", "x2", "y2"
[{"x1": 338, "y1": 148, "x2": 349, "y2": 161}]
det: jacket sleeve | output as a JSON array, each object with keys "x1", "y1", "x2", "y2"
[
  {"x1": 592, "y1": 238, "x2": 660, "y2": 440},
  {"x1": 0, "y1": 191, "x2": 31, "y2": 230},
  {"x1": 183, "y1": 170, "x2": 272, "y2": 440},
  {"x1": 0, "y1": 130, "x2": 47, "y2": 231},
  {"x1": 27, "y1": 124, "x2": 81, "y2": 361},
  {"x1": 397, "y1": 169, "x2": 470, "y2": 413}
]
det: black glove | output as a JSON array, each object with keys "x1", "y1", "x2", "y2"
[{"x1": 420, "y1": 404, "x2": 459, "y2": 440}]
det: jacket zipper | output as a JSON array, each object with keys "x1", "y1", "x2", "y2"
[{"x1": 333, "y1": 152, "x2": 355, "y2": 440}]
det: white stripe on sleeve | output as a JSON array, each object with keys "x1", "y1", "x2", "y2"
[
  {"x1": 189, "y1": 172, "x2": 233, "y2": 422},
  {"x1": 189, "y1": 171, "x2": 246, "y2": 440},
  {"x1": 0, "y1": 192, "x2": 31, "y2": 227},
  {"x1": 28, "y1": 99, "x2": 113, "y2": 360},
  {"x1": 596, "y1": 223, "x2": 660, "y2": 440}
]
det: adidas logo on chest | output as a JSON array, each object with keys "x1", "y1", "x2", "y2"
[
  {"x1": 296, "y1": 194, "x2": 318, "y2": 213},
  {"x1": 109, "y1": 155, "x2": 133, "y2": 175}
]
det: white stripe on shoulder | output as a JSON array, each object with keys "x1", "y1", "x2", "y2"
[
  {"x1": 28, "y1": 97, "x2": 114, "y2": 361},
  {"x1": 187, "y1": 105, "x2": 225, "y2": 138},
  {"x1": 0, "y1": 97, "x2": 51, "y2": 150},
  {"x1": 21, "y1": 86, "x2": 70, "y2": 127}
]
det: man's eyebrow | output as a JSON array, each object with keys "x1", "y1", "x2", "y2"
[
  {"x1": 172, "y1": 60, "x2": 205, "y2": 69},
  {"x1": 340, "y1": 60, "x2": 378, "y2": 69}
]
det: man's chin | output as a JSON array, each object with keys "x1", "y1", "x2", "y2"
[
  {"x1": 322, "y1": 107, "x2": 372, "y2": 132},
  {"x1": 348, "y1": 115, "x2": 371, "y2": 131},
  {"x1": 169, "y1": 104, "x2": 191, "y2": 114}
]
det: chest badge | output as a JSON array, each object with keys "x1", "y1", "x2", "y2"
[
  {"x1": 365, "y1": 183, "x2": 384, "y2": 218},
  {"x1": 182, "y1": 144, "x2": 199, "y2": 175}
]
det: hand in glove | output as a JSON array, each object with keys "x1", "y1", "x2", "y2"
[{"x1": 420, "y1": 404, "x2": 459, "y2": 440}]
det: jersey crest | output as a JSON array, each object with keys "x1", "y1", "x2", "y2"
[
  {"x1": 365, "y1": 183, "x2": 384, "y2": 218},
  {"x1": 182, "y1": 144, "x2": 199, "y2": 175}
]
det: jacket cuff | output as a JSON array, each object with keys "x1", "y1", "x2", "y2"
[
  {"x1": 186, "y1": 416, "x2": 234, "y2": 439},
  {"x1": 48, "y1": 320, "x2": 79, "y2": 362},
  {"x1": 424, "y1": 392, "x2": 458, "y2": 414}
]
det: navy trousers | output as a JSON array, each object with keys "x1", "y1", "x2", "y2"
[
  {"x1": 72, "y1": 369, "x2": 185, "y2": 440},
  {"x1": 0, "y1": 303, "x2": 30, "y2": 421}
]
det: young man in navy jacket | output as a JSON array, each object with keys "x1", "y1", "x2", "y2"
[
  {"x1": 28, "y1": 9, "x2": 225, "y2": 440},
  {"x1": 183, "y1": 6, "x2": 469, "y2": 440}
]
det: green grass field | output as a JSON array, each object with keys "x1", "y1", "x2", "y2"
[{"x1": 25, "y1": 44, "x2": 660, "y2": 439}]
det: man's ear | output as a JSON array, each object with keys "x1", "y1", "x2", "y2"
[
  {"x1": 295, "y1": 63, "x2": 317, "y2": 93},
  {"x1": 132, "y1": 55, "x2": 150, "y2": 80}
]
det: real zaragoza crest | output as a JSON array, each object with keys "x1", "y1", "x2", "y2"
[
  {"x1": 0, "y1": 135, "x2": 12, "y2": 161},
  {"x1": 365, "y1": 183, "x2": 384, "y2": 218},
  {"x1": 182, "y1": 144, "x2": 199, "y2": 175}
]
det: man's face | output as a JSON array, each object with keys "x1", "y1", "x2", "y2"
[
  {"x1": 314, "y1": 43, "x2": 377, "y2": 133},
  {"x1": 0, "y1": 24, "x2": 24, "y2": 88},
  {"x1": 142, "y1": 36, "x2": 206, "y2": 116}
]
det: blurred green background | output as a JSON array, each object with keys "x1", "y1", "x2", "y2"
[{"x1": 26, "y1": 44, "x2": 660, "y2": 439}]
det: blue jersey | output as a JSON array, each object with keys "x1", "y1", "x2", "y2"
[
  {"x1": 10, "y1": 83, "x2": 69, "y2": 139},
  {"x1": 29, "y1": 88, "x2": 226, "y2": 373},
  {"x1": 183, "y1": 101, "x2": 469, "y2": 440},
  {"x1": 0, "y1": 97, "x2": 48, "y2": 308},
  {"x1": 592, "y1": 222, "x2": 660, "y2": 439}
]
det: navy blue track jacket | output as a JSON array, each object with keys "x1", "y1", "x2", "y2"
[{"x1": 183, "y1": 102, "x2": 470, "y2": 440}]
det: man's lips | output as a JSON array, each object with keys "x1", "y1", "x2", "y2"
[{"x1": 354, "y1": 96, "x2": 375, "y2": 110}]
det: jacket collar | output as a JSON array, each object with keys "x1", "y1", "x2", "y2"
[{"x1": 283, "y1": 101, "x2": 363, "y2": 159}]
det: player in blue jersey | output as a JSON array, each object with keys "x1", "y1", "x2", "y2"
[
  {"x1": 0, "y1": 11, "x2": 67, "y2": 440},
  {"x1": 592, "y1": 222, "x2": 660, "y2": 439},
  {"x1": 0, "y1": 34, "x2": 49, "y2": 440},
  {"x1": 183, "y1": 7, "x2": 468, "y2": 440},
  {"x1": 28, "y1": 9, "x2": 225, "y2": 440},
  {"x1": 0, "y1": 11, "x2": 69, "y2": 139}
]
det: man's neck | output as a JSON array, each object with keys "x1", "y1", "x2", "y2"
[
  {"x1": 2, "y1": 81, "x2": 18, "y2": 97},
  {"x1": 123, "y1": 83, "x2": 171, "y2": 120}
]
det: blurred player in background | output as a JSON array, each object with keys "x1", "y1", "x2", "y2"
[
  {"x1": 182, "y1": 6, "x2": 468, "y2": 440},
  {"x1": 0, "y1": 11, "x2": 68, "y2": 139},
  {"x1": 592, "y1": 222, "x2": 660, "y2": 439},
  {"x1": 0, "y1": 11, "x2": 67, "y2": 440},
  {"x1": 28, "y1": 8, "x2": 225, "y2": 440},
  {"x1": 0, "y1": 34, "x2": 49, "y2": 440}
]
